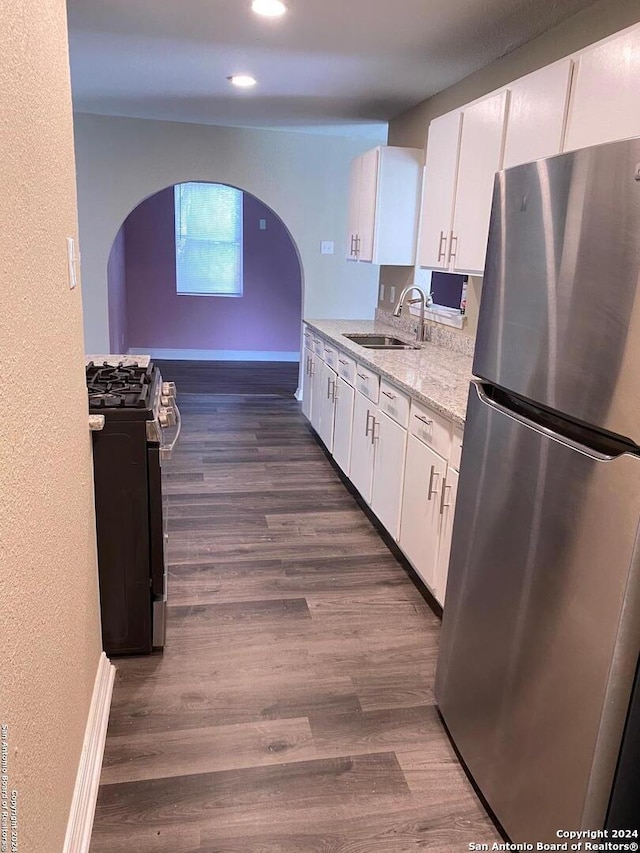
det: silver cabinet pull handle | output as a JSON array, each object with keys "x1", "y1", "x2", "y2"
[
  {"x1": 332, "y1": 381, "x2": 338, "y2": 403},
  {"x1": 381, "y1": 390, "x2": 396, "y2": 400},
  {"x1": 437, "y1": 230, "x2": 447, "y2": 262},
  {"x1": 371, "y1": 418, "x2": 379, "y2": 445},
  {"x1": 415, "y1": 414, "x2": 433, "y2": 426},
  {"x1": 440, "y1": 479, "x2": 451, "y2": 515},
  {"x1": 357, "y1": 372, "x2": 369, "y2": 381},
  {"x1": 338, "y1": 358, "x2": 348, "y2": 365},
  {"x1": 325, "y1": 348, "x2": 333, "y2": 356},
  {"x1": 365, "y1": 409, "x2": 374, "y2": 438},
  {"x1": 427, "y1": 465, "x2": 440, "y2": 501},
  {"x1": 448, "y1": 231, "x2": 458, "y2": 264},
  {"x1": 327, "y1": 376, "x2": 332, "y2": 400}
]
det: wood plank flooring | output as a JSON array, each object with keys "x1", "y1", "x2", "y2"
[{"x1": 90, "y1": 362, "x2": 501, "y2": 852}]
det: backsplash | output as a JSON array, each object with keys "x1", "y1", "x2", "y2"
[{"x1": 375, "y1": 307, "x2": 476, "y2": 357}]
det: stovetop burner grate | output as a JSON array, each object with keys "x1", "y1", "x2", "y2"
[{"x1": 86, "y1": 361, "x2": 154, "y2": 409}]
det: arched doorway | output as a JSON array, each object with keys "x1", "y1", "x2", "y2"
[{"x1": 107, "y1": 181, "x2": 303, "y2": 393}]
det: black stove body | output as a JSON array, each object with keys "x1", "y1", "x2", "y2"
[{"x1": 87, "y1": 360, "x2": 178, "y2": 656}]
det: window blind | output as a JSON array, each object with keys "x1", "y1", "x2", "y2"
[{"x1": 174, "y1": 183, "x2": 243, "y2": 296}]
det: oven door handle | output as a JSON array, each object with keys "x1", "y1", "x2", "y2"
[{"x1": 160, "y1": 401, "x2": 182, "y2": 461}]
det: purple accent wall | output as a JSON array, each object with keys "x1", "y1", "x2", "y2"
[
  {"x1": 107, "y1": 224, "x2": 127, "y2": 352},
  {"x1": 122, "y1": 187, "x2": 302, "y2": 353}
]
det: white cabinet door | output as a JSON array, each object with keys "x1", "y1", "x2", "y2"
[
  {"x1": 399, "y1": 435, "x2": 447, "y2": 595},
  {"x1": 346, "y1": 157, "x2": 361, "y2": 260},
  {"x1": 417, "y1": 109, "x2": 462, "y2": 269},
  {"x1": 333, "y1": 377, "x2": 354, "y2": 475},
  {"x1": 350, "y1": 389, "x2": 376, "y2": 503},
  {"x1": 435, "y1": 466, "x2": 459, "y2": 606},
  {"x1": 356, "y1": 147, "x2": 380, "y2": 263},
  {"x1": 310, "y1": 353, "x2": 324, "y2": 433},
  {"x1": 565, "y1": 27, "x2": 640, "y2": 152},
  {"x1": 370, "y1": 411, "x2": 407, "y2": 540},
  {"x1": 503, "y1": 59, "x2": 573, "y2": 169},
  {"x1": 301, "y1": 347, "x2": 314, "y2": 421},
  {"x1": 317, "y1": 362, "x2": 337, "y2": 452},
  {"x1": 452, "y1": 90, "x2": 508, "y2": 274},
  {"x1": 346, "y1": 146, "x2": 422, "y2": 266}
]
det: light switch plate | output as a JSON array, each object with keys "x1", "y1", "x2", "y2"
[
  {"x1": 379, "y1": 283, "x2": 385, "y2": 302},
  {"x1": 67, "y1": 237, "x2": 77, "y2": 289},
  {"x1": 321, "y1": 241, "x2": 334, "y2": 255},
  {"x1": 390, "y1": 285, "x2": 396, "y2": 304}
]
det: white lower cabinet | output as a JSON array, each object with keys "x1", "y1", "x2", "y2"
[
  {"x1": 350, "y1": 389, "x2": 377, "y2": 502},
  {"x1": 300, "y1": 327, "x2": 464, "y2": 609},
  {"x1": 333, "y1": 377, "x2": 354, "y2": 475},
  {"x1": 301, "y1": 347, "x2": 315, "y2": 421},
  {"x1": 399, "y1": 435, "x2": 447, "y2": 595},
  {"x1": 317, "y1": 361, "x2": 337, "y2": 452},
  {"x1": 435, "y1": 466, "x2": 459, "y2": 605},
  {"x1": 370, "y1": 410, "x2": 407, "y2": 539},
  {"x1": 310, "y1": 353, "x2": 325, "y2": 433}
]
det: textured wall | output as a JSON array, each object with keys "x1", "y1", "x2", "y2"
[
  {"x1": 74, "y1": 115, "x2": 381, "y2": 353},
  {"x1": 107, "y1": 223, "x2": 127, "y2": 352},
  {"x1": 0, "y1": 1, "x2": 103, "y2": 851},
  {"x1": 124, "y1": 188, "x2": 302, "y2": 354},
  {"x1": 379, "y1": 0, "x2": 640, "y2": 336}
]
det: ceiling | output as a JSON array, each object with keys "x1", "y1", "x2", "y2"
[{"x1": 67, "y1": 0, "x2": 599, "y2": 138}]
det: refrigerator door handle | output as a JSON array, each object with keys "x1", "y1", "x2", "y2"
[{"x1": 474, "y1": 382, "x2": 624, "y2": 462}]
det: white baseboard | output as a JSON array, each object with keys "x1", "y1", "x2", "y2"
[
  {"x1": 63, "y1": 652, "x2": 116, "y2": 853},
  {"x1": 128, "y1": 347, "x2": 300, "y2": 362}
]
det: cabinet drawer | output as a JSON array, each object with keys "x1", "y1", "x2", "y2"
[
  {"x1": 355, "y1": 363, "x2": 380, "y2": 403},
  {"x1": 450, "y1": 427, "x2": 464, "y2": 471},
  {"x1": 323, "y1": 343, "x2": 338, "y2": 370},
  {"x1": 379, "y1": 380, "x2": 409, "y2": 427},
  {"x1": 336, "y1": 352, "x2": 356, "y2": 385},
  {"x1": 303, "y1": 326, "x2": 313, "y2": 349},
  {"x1": 313, "y1": 336, "x2": 325, "y2": 358},
  {"x1": 409, "y1": 399, "x2": 451, "y2": 460}
]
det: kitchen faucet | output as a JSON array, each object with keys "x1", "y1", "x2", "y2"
[{"x1": 392, "y1": 285, "x2": 432, "y2": 342}]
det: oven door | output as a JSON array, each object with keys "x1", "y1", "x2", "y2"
[{"x1": 147, "y1": 443, "x2": 168, "y2": 649}]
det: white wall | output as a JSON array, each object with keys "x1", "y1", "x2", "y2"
[
  {"x1": 74, "y1": 114, "x2": 382, "y2": 352},
  {"x1": 0, "y1": 0, "x2": 103, "y2": 850}
]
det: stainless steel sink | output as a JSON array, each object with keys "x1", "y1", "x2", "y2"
[{"x1": 343, "y1": 333, "x2": 419, "y2": 350}]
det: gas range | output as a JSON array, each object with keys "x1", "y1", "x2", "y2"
[{"x1": 85, "y1": 354, "x2": 180, "y2": 656}]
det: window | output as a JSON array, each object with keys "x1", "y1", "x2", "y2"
[{"x1": 174, "y1": 182, "x2": 243, "y2": 296}]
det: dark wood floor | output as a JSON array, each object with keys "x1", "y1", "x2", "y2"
[{"x1": 89, "y1": 362, "x2": 500, "y2": 852}]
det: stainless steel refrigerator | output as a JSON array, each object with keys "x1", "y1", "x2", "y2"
[{"x1": 435, "y1": 137, "x2": 640, "y2": 841}]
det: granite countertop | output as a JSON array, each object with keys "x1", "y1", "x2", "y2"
[{"x1": 304, "y1": 319, "x2": 474, "y2": 427}]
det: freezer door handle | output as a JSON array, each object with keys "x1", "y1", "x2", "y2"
[{"x1": 473, "y1": 382, "x2": 628, "y2": 461}]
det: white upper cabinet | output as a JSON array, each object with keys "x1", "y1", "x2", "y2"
[
  {"x1": 419, "y1": 91, "x2": 507, "y2": 275},
  {"x1": 503, "y1": 59, "x2": 573, "y2": 169},
  {"x1": 564, "y1": 26, "x2": 640, "y2": 152},
  {"x1": 417, "y1": 109, "x2": 463, "y2": 269},
  {"x1": 346, "y1": 146, "x2": 422, "y2": 266},
  {"x1": 451, "y1": 90, "x2": 509, "y2": 274},
  {"x1": 355, "y1": 148, "x2": 380, "y2": 263}
]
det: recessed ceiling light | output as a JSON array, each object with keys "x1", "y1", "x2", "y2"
[
  {"x1": 228, "y1": 75, "x2": 257, "y2": 88},
  {"x1": 251, "y1": 0, "x2": 287, "y2": 17}
]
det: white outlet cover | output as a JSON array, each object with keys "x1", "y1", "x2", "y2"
[
  {"x1": 320, "y1": 241, "x2": 334, "y2": 255},
  {"x1": 390, "y1": 285, "x2": 396, "y2": 303},
  {"x1": 259, "y1": 219, "x2": 267, "y2": 230},
  {"x1": 379, "y1": 283, "x2": 385, "y2": 302}
]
